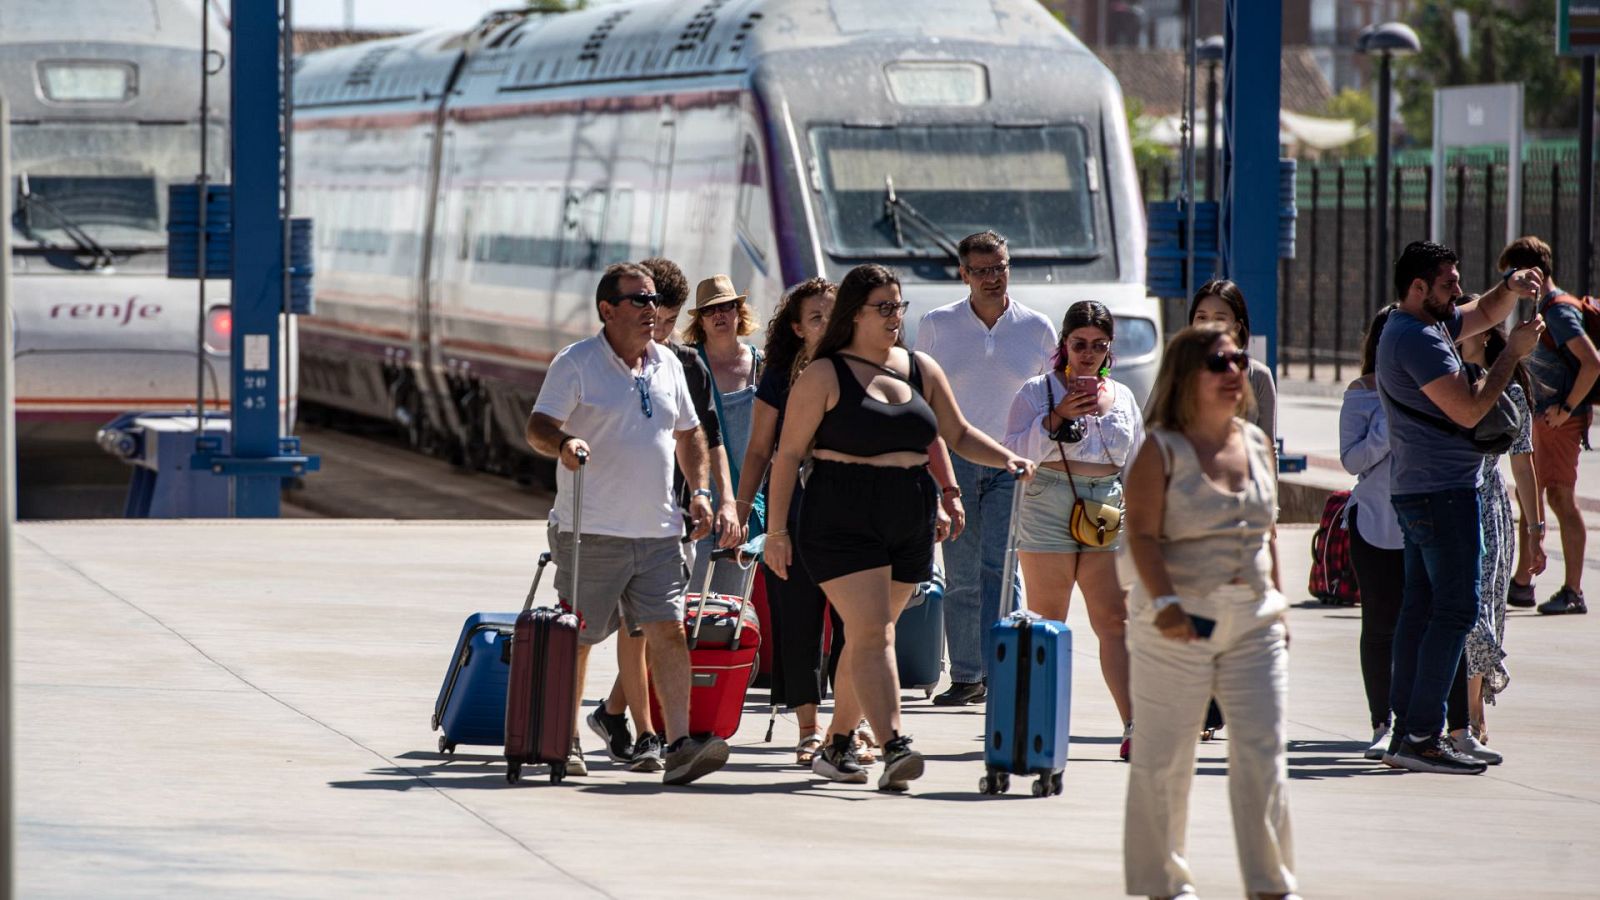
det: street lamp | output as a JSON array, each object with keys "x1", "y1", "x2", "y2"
[
  {"x1": 1357, "y1": 21, "x2": 1421, "y2": 310},
  {"x1": 1197, "y1": 35, "x2": 1225, "y2": 202}
]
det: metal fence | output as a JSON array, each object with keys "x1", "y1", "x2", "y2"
[{"x1": 1141, "y1": 153, "x2": 1596, "y2": 381}]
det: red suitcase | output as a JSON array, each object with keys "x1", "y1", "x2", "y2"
[
  {"x1": 649, "y1": 547, "x2": 762, "y2": 739},
  {"x1": 504, "y1": 454, "x2": 586, "y2": 785}
]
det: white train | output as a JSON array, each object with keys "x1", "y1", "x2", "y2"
[
  {"x1": 3, "y1": 0, "x2": 247, "y2": 448},
  {"x1": 292, "y1": 0, "x2": 1156, "y2": 481}
]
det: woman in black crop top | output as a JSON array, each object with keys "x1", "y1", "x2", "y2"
[{"x1": 765, "y1": 264, "x2": 1034, "y2": 791}]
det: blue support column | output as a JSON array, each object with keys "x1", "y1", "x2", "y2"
[
  {"x1": 1221, "y1": 0, "x2": 1282, "y2": 370},
  {"x1": 230, "y1": 1, "x2": 286, "y2": 516}
]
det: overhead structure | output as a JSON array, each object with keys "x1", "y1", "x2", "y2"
[{"x1": 1220, "y1": 0, "x2": 1283, "y2": 370}]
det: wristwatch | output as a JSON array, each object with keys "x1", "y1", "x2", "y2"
[
  {"x1": 941, "y1": 486, "x2": 962, "y2": 498},
  {"x1": 691, "y1": 488, "x2": 714, "y2": 501},
  {"x1": 1153, "y1": 594, "x2": 1183, "y2": 612},
  {"x1": 1560, "y1": 401, "x2": 1575, "y2": 414}
]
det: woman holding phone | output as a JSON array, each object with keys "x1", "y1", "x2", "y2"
[
  {"x1": 1120, "y1": 323, "x2": 1295, "y2": 900},
  {"x1": 1003, "y1": 300, "x2": 1143, "y2": 760}
]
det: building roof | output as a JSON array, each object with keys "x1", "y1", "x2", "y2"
[{"x1": 1099, "y1": 46, "x2": 1333, "y2": 117}]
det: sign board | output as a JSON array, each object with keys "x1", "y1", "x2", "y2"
[
  {"x1": 1430, "y1": 83, "x2": 1524, "y2": 251},
  {"x1": 1558, "y1": 0, "x2": 1600, "y2": 56}
]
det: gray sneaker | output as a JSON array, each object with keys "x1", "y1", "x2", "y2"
[
  {"x1": 565, "y1": 737, "x2": 589, "y2": 777},
  {"x1": 811, "y1": 733, "x2": 868, "y2": 784},
  {"x1": 1450, "y1": 730, "x2": 1504, "y2": 765},
  {"x1": 663, "y1": 735, "x2": 729, "y2": 785},
  {"x1": 1364, "y1": 724, "x2": 1391, "y2": 761},
  {"x1": 628, "y1": 732, "x2": 665, "y2": 772}
]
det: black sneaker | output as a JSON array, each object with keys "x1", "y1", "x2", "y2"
[
  {"x1": 877, "y1": 735, "x2": 925, "y2": 792},
  {"x1": 585, "y1": 703, "x2": 634, "y2": 763},
  {"x1": 1507, "y1": 580, "x2": 1537, "y2": 608},
  {"x1": 628, "y1": 732, "x2": 664, "y2": 772},
  {"x1": 932, "y1": 680, "x2": 986, "y2": 706},
  {"x1": 812, "y1": 733, "x2": 868, "y2": 784},
  {"x1": 663, "y1": 735, "x2": 729, "y2": 786},
  {"x1": 1391, "y1": 734, "x2": 1488, "y2": 775},
  {"x1": 1538, "y1": 587, "x2": 1588, "y2": 615}
]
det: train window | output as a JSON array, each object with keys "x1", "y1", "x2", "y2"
[
  {"x1": 810, "y1": 125, "x2": 1097, "y2": 260},
  {"x1": 37, "y1": 60, "x2": 137, "y2": 103},
  {"x1": 884, "y1": 62, "x2": 987, "y2": 108}
]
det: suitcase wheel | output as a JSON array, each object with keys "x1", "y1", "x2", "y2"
[
  {"x1": 550, "y1": 762, "x2": 567, "y2": 785},
  {"x1": 978, "y1": 769, "x2": 1010, "y2": 795},
  {"x1": 1052, "y1": 772, "x2": 1064, "y2": 796},
  {"x1": 1033, "y1": 773, "x2": 1062, "y2": 798},
  {"x1": 506, "y1": 762, "x2": 522, "y2": 784},
  {"x1": 923, "y1": 688, "x2": 932, "y2": 700},
  {"x1": 438, "y1": 736, "x2": 456, "y2": 756}
]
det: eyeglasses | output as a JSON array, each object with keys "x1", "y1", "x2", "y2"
[
  {"x1": 1203, "y1": 350, "x2": 1250, "y2": 374},
  {"x1": 698, "y1": 300, "x2": 741, "y2": 319},
  {"x1": 867, "y1": 300, "x2": 911, "y2": 318},
  {"x1": 965, "y1": 263, "x2": 1009, "y2": 279},
  {"x1": 634, "y1": 374, "x2": 653, "y2": 418},
  {"x1": 608, "y1": 291, "x2": 662, "y2": 309},
  {"x1": 1066, "y1": 339, "x2": 1112, "y2": 354}
]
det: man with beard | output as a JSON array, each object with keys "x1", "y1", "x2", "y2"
[{"x1": 1375, "y1": 241, "x2": 1544, "y2": 774}]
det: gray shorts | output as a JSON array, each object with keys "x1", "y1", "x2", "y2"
[
  {"x1": 1016, "y1": 467, "x2": 1124, "y2": 554},
  {"x1": 547, "y1": 522, "x2": 687, "y2": 646}
]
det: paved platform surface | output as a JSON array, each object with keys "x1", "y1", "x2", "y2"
[{"x1": 13, "y1": 519, "x2": 1600, "y2": 898}]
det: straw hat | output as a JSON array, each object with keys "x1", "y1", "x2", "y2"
[{"x1": 692, "y1": 274, "x2": 747, "y2": 312}]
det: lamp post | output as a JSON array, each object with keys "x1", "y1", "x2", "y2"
[
  {"x1": 1357, "y1": 22, "x2": 1421, "y2": 310},
  {"x1": 1198, "y1": 35, "x2": 1225, "y2": 202}
]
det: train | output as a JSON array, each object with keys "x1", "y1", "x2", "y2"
[
  {"x1": 2, "y1": 0, "x2": 260, "y2": 449},
  {"x1": 292, "y1": 0, "x2": 1156, "y2": 483}
]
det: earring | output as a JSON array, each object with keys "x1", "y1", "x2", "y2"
[{"x1": 1100, "y1": 353, "x2": 1114, "y2": 377}]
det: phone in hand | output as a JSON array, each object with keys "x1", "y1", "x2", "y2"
[
  {"x1": 1188, "y1": 613, "x2": 1216, "y2": 639},
  {"x1": 1066, "y1": 375, "x2": 1100, "y2": 395}
]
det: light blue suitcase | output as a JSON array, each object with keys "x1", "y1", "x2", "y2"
[
  {"x1": 979, "y1": 467, "x2": 1073, "y2": 797},
  {"x1": 896, "y1": 564, "x2": 946, "y2": 698}
]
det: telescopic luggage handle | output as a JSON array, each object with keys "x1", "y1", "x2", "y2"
[
  {"x1": 525, "y1": 449, "x2": 586, "y2": 613},
  {"x1": 688, "y1": 545, "x2": 759, "y2": 651},
  {"x1": 998, "y1": 464, "x2": 1028, "y2": 617}
]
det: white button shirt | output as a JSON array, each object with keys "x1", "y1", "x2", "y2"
[{"x1": 914, "y1": 296, "x2": 1058, "y2": 441}]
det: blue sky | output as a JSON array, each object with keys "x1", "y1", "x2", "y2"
[{"x1": 293, "y1": 0, "x2": 618, "y2": 32}]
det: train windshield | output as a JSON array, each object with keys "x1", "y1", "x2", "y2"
[
  {"x1": 811, "y1": 125, "x2": 1098, "y2": 260},
  {"x1": 9, "y1": 121, "x2": 227, "y2": 250}
]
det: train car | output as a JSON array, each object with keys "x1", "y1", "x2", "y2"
[
  {"x1": 292, "y1": 0, "x2": 1156, "y2": 480},
  {"x1": 2, "y1": 0, "x2": 253, "y2": 449}
]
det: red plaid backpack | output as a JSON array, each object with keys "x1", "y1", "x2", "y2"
[{"x1": 1308, "y1": 490, "x2": 1360, "y2": 606}]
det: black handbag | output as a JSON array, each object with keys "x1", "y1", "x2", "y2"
[{"x1": 1382, "y1": 361, "x2": 1520, "y2": 455}]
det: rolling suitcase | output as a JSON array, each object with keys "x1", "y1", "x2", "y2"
[
  {"x1": 896, "y1": 564, "x2": 946, "y2": 699},
  {"x1": 649, "y1": 546, "x2": 762, "y2": 739},
  {"x1": 979, "y1": 467, "x2": 1072, "y2": 798},
  {"x1": 432, "y1": 610, "x2": 519, "y2": 754},
  {"x1": 504, "y1": 452, "x2": 586, "y2": 785}
]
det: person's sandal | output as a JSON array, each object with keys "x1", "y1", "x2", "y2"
[
  {"x1": 855, "y1": 724, "x2": 880, "y2": 766},
  {"x1": 796, "y1": 732, "x2": 823, "y2": 767}
]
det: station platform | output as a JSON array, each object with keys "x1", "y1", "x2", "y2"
[{"x1": 13, "y1": 518, "x2": 1600, "y2": 898}]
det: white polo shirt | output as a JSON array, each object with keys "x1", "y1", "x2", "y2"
[
  {"x1": 533, "y1": 333, "x2": 700, "y2": 539},
  {"x1": 914, "y1": 296, "x2": 1057, "y2": 441}
]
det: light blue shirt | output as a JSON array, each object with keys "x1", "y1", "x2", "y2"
[{"x1": 1339, "y1": 384, "x2": 1404, "y2": 550}]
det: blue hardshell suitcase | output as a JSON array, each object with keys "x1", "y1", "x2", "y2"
[
  {"x1": 979, "y1": 465, "x2": 1072, "y2": 797},
  {"x1": 896, "y1": 564, "x2": 946, "y2": 698},
  {"x1": 433, "y1": 611, "x2": 520, "y2": 753}
]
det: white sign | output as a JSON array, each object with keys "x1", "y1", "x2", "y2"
[
  {"x1": 1431, "y1": 83, "x2": 1524, "y2": 250},
  {"x1": 243, "y1": 334, "x2": 271, "y2": 372}
]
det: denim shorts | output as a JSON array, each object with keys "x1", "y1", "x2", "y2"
[{"x1": 1015, "y1": 467, "x2": 1124, "y2": 554}]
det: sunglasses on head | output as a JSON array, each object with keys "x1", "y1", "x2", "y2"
[
  {"x1": 608, "y1": 291, "x2": 662, "y2": 309},
  {"x1": 1204, "y1": 350, "x2": 1250, "y2": 374}
]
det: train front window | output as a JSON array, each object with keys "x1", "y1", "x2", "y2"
[{"x1": 811, "y1": 125, "x2": 1098, "y2": 260}]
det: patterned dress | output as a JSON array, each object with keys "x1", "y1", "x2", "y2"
[{"x1": 1467, "y1": 382, "x2": 1532, "y2": 703}]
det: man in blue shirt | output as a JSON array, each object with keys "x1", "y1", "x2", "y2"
[
  {"x1": 1501, "y1": 237, "x2": 1598, "y2": 616},
  {"x1": 1376, "y1": 240, "x2": 1544, "y2": 775}
]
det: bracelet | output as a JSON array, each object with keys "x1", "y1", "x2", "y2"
[
  {"x1": 941, "y1": 486, "x2": 962, "y2": 498},
  {"x1": 735, "y1": 499, "x2": 752, "y2": 508},
  {"x1": 691, "y1": 488, "x2": 713, "y2": 500},
  {"x1": 1152, "y1": 594, "x2": 1183, "y2": 612},
  {"x1": 768, "y1": 529, "x2": 790, "y2": 538},
  {"x1": 558, "y1": 434, "x2": 578, "y2": 454}
]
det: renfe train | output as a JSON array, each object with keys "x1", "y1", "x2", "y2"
[
  {"x1": 292, "y1": 0, "x2": 1156, "y2": 483},
  {"x1": 3, "y1": 0, "x2": 245, "y2": 447}
]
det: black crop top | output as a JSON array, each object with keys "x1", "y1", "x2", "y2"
[{"x1": 812, "y1": 352, "x2": 940, "y2": 457}]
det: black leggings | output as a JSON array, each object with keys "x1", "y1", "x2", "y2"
[
  {"x1": 765, "y1": 483, "x2": 846, "y2": 710},
  {"x1": 1349, "y1": 510, "x2": 1468, "y2": 732}
]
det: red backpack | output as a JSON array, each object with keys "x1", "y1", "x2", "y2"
[
  {"x1": 1308, "y1": 491, "x2": 1360, "y2": 606},
  {"x1": 1539, "y1": 292, "x2": 1600, "y2": 407}
]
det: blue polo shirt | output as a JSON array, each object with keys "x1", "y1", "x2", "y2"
[{"x1": 1376, "y1": 308, "x2": 1483, "y2": 494}]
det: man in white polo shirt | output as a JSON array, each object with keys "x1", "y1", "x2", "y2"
[
  {"x1": 525, "y1": 262, "x2": 728, "y2": 786},
  {"x1": 915, "y1": 230, "x2": 1058, "y2": 705}
]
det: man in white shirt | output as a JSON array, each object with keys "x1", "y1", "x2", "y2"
[
  {"x1": 525, "y1": 262, "x2": 727, "y2": 786},
  {"x1": 914, "y1": 231, "x2": 1058, "y2": 704}
]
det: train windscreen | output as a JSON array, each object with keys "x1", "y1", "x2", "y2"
[{"x1": 811, "y1": 125, "x2": 1097, "y2": 260}]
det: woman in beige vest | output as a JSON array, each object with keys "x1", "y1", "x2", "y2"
[{"x1": 1121, "y1": 323, "x2": 1297, "y2": 900}]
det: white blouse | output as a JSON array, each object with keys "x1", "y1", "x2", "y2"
[{"x1": 1004, "y1": 373, "x2": 1145, "y2": 467}]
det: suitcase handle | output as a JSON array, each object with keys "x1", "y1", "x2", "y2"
[
  {"x1": 687, "y1": 546, "x2": 760, "y2": 651},
  {"x1": 998, "y1": 464, "x2": 1029, "y2": 618},
  {"x1": 528, "y1": 450, "x2": 587, "y2": 614}
]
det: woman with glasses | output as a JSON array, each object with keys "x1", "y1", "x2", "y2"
[
  {"x1": 1002, "y1": 300, "x2": 1143, "y2": 761},
  {"x1": 765, "y1": 263, "x2": 1033, "y2": 791},
  {"x1": 1121, "y1": 323, "x2": 1296, "y2": 900}
]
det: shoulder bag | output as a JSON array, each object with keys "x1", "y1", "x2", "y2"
[{"x1": 1046, "y1": 375, "x2": 1123, "y2": 548}]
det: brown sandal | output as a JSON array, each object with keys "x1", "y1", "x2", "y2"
[
  {"x1": 796, "y1": 732, "x2": 823, "y2": 766},
  {"x1": 855, "y1": 726, "x2": 879, "y2": 765}
]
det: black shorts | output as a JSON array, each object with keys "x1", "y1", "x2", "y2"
[{"x1": 798, "y1": 459, "x2": 937, "y2": 585}]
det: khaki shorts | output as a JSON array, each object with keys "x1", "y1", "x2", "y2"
[
  {"x1": 1532, "y1": 410, "x2": 1589, "y2": 490},
  {"x1": 547, "y1": 522, "x2": 687, "y2": 646}
]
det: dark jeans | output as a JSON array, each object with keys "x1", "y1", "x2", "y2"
[
  {"x1": 765, "y1": 483, "x2": 846, "y2": 710},
  {"x1": 1389, "y1": 488, "x2": 1482, "y2": 738}
]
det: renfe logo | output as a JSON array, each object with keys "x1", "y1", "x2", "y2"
[{"x1": 50, "y1": 297, "x2": 163, "y2": 326}]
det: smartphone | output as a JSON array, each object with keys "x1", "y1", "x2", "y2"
[
  {"x1": 1188, "y1": 614, "x2": 1216, "y2": 639},
  {"x1": 1066, "y1": 375, "x2": 1100, "y2": 395}
]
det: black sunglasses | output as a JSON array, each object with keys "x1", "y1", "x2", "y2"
[
  {"x1": 1204, "y1": 350, "x2": 1250, "y2": 374},
  {"x1": 608, "y1": 291, "x2": 662, "y2": 309}
]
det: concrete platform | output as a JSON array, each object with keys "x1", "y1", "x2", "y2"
[{"x1": 13, "y1": 520, "x2": 1600, "y2": 898}]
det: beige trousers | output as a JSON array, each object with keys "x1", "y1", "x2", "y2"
[{"x1": 1123, "y1": 585, "x2": 1296, "y2": 898}]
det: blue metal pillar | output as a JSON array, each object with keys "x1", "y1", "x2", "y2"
[
  {"x1": 229, "y1": 1, "x2": 287, "y2": 516},
  {"x1": 1221, "y1": 0, "x2": 1282, "y2": 370}
]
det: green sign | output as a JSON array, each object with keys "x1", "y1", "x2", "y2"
[{"x1": 1559, "y1": 0, "x2": 1600, "y2": 56}]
